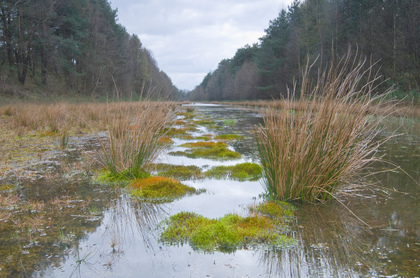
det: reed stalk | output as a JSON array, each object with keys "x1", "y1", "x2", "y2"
[
  {"x1": 255, "y1": 52, "x2": 395, "y2": 202},
  {"x1": 98, "y1": 101, "x2": 174, "y2": 180}
]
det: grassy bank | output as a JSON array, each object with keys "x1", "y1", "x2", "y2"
[{"x1": 0, "y1": 101, "x2": 178, "y2": 183}]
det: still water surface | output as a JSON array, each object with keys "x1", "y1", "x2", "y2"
[{"x1": 2, "y1": 103, "x2": 419, "y2": 277}]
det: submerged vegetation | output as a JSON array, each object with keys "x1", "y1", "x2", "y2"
[
  {"x1": 255, "y1": 53, "x2": 395, "y2": 202},
  {"x1": 160, "y1": 201, "x2": 296, "y2": 252}
]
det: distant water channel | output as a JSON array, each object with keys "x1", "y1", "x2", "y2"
[{"x1": 3, "y1": 103, "x2": 419, "y2": 277}]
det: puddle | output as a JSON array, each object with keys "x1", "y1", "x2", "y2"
[{"x1": 1, "y1": 103, "x2": 419, "y2": 277}]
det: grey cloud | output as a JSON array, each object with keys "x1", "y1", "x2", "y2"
[{"x1": 111, "y1": 0, "x2": 292, "y2": 90}]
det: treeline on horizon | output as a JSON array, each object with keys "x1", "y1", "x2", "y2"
[
  {"x1": 189, "y1": 0, "x2": 420, "y2": 102},
  {"x1": 0, "y1": 0, "x2": 181, "y2": 100}
]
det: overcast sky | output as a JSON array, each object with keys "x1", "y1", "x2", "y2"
[{"x1": 110, "y1": 0, "x2": 294, "y2": 90}]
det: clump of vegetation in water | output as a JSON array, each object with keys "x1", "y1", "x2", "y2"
[
  {"x1": 153, "y1": 164, "x2": 202, "y2": 180},
  {"x1": 194, "y1": 134, "x2": 213, "y2": 141},
  {"x1": 170, "y1": 141, "x2": 241, "y2": 160},
  {"x1": 222, "y1": 119, "x2": 236, "y2": 126},
  {"x1": 215, "y1": 134, "x2": 244, "y2": 141},
  {"x1": 99, "y1": 102, "x2": 173, "y2": 183},
  {"x1": 177, "y1": 111, "x2": 195, "y2": 119},
  {"x1": 205, "y1": 162, "x2": 262, "y2": 181},
  {"x1": 164, "y1": 127, "x2": 189, "y2": 137},
  {"x1": 130, "y1": 176, "x2": 203, "y2": 203},
  {"x1": 194, "y1": 119, "x2": 217, "y2": 126},
  {"x1": 249, "y1": 200, "x2": 295, "y2": 219},
  {"x1": 160, "y1": 201, "x2": 296, "y2": 252},
  {"x1": 158, "y1": 136, "x2": 174, "y2": 146},
  {"x1": 255, "y1": 52, "x2": 396, "y2": 202},
  {"x1": 174, "y1": 120, "x2": 187, "y2": 125},
  {"x1": 96, "y1": 168, "x2": 150, "y2": 185},
  {"x1": 181, "y1": 141, "x2": 228, "y2": 149}
]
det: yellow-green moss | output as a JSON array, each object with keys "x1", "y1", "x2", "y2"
[
  {"x1": 181, "y1": 141, "x2": 228, "y2": 149},
  {"x1": 194, "y1": 119, "x2": 216, "y2": 126},
  {"x1": 222, "y1": 119, "x2": 236, "y2": 126},
  {"x1": 96, "y1": 169, "x2": 150, "y2": 186},
  {"x1": 153, "y1": 164, "x2": 202, "y2": 180},
  {"x1": 250, "y1": 200, "x2": 295, "y2": 219},
  {"x1": 0, "y1": 183, "x2": 16, "y2": 192},
  {"x1": 177, "y1": 111, "x2": 196, "y2": 119},
  {"x1": 164, "y1": 127, "x2": 189, "y2": 137},
  {"x1": 170, "y1": 147, "x2": 241, "y2": 160},
  {"x1": 205, "y1": 162, "x2": 262, "y2": 181},
  {"x1": 174, "y1": 120, "x2": 186, "y2": 125},
  {"x1": 160, "y1": 201, "x2": 296, "y2": 252},
  {"x1": 194, "y1": 135, "x2": 212, "y2": 141},
  {"x1": 215, "y1": 134, "x2": 244, "y2": 141},
  {"x1": 171, "y1": 141, "x2": 241, "y2": 160},
  {"x1": 130, "y1": 176, "x2": 203, "y2": 202},
  {"x1": 158, "y1": 136, "x2": 174, "y2": 145}
]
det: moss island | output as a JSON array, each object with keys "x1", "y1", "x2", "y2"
[
  {"x1": 160, "y1": 201, "x2": 296, "y2": 252},
  {"x1": 129, "y1": 176, "x2": 204, "y2": 203},
  {"x1": 170, "y1": 141, "x2": 241, "y2": 160},
  {"x1": 204, "y1": 162, "x2": 262, "y2": 181}
]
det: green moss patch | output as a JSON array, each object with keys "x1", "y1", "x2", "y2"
[
  {"x1": 170, "y1": 141, "x2": 241, "y2": 160},
  {"x1": 164, "y1": 127, "x2": 190, "y2": 137},
  {"x1": 0, "y1": 183, "x2": 16, "y2": 192},
  {"x1": 177, "y1": 111, "x2": 196, "y2": 119},
  {"x1": 222, "y1": 119, "x2": 236, "y2": 126},
  {"x1": 174, "y1": 120, "x2": 187, "y2": 125},
  {"x1": 250, "y1": 200, "x2": 295, "y2": 219},
  {"x1": 215, "y1": 134, "x2": 244, "y2": 141},
  {"x1": 160, "y1": 201, "x2": 296, "y2": 252},
  {"x1": 158, "y1": 136, "x2": 174, "y2": 145},
  {"x1": 181, "y1": 141, "x2": 228, "y2": 149},
  {"x1": 130, "y1": 176, "x2": 204, "y2": 203},
  {"x1": 96, "y1": 169, "x2": 150, "y2": 186},
  {"x1": 194, "y1": 135, "x2": 212, "y2": 141},
  {"x1": 194, "y1": 119, "x2": 217, "y2": 126},
  {"x1": 205, "y1": 162, "x2": 262, "y2": 181},
  {"x1": 153, "y1": 164, "x2": 202, "y2": 180}
]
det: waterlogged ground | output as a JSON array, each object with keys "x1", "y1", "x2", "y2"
[{"x1": 0, "y1": 103, "x2": 419, "y2": 277}]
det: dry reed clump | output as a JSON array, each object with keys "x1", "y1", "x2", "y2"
[
  {"x1": 98, "y1": 101, "x2": 175, "y2": 180},
  {"x1": 255, "y1": 52, "x2": 395, "y2": 202}
]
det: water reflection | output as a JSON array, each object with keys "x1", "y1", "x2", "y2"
[
  {"x1": 9, "y1": 104, "x2": 419, "y2": 277},
  {"x1": 35, "y1": 194, "x2": 169, "y2": 277},
  {"x1": 259, "y1": 204, "x2": 373, "y2": 277},
  {"x1": 104, "y1": 194, "x2": 168, "y2": 253}
]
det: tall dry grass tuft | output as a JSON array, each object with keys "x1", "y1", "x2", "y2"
[
  {"x1": 255, "y1": 52, "x2": 395, "y2": 202},
  {"x1": 98, "y1": 101, "x2": 175, "y2": 180}
]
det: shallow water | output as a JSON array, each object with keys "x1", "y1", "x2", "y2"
[{"x1": 1, "y1": 103, "x2": 419, "y2": 277}]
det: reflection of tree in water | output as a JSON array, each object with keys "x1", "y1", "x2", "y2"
[
  {"x1": 103, "y1": 193, "x2": 168, "y2": 255},
  {"x1": 258, "y1": 204, "x2": 375, "y2": 277},
  {"x1": 0, "y1": 180, "x2": 113, "y2": 277}
]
